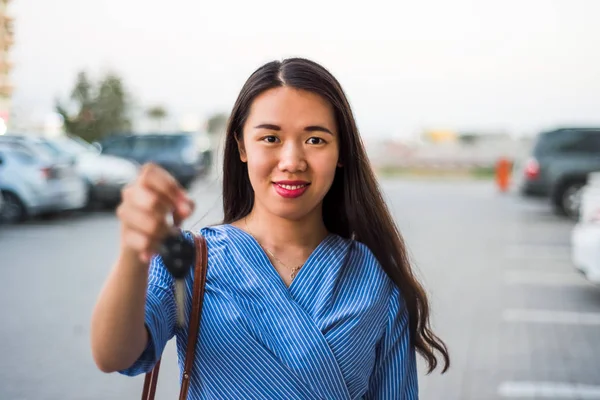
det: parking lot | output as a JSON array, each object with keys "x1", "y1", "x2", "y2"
[{"x1": 0, "y1": 178, "x2": 598, "y2": 400}]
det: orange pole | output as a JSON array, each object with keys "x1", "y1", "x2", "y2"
[{"x1": 496, "y1": 157, "x2": 511, "y2": 192}]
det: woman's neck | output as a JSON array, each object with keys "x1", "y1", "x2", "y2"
[{"x1": 241, "y1": 206, "x2": 328, "y2": 252}]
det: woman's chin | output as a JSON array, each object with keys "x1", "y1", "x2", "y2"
[{"x1": 263, "y1": 201, "x2": 321, "y2": 222}]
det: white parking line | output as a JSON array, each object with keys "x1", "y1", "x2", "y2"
[
  {"x1": 504, "y1": 245, "x2": 571, "y2": 261},
  {"x1": 498, "y1": 381, "x2": 600, "y2": 398},
  {"x1": 503, "y1": 309, "x2": 600, "y2": 326},
  {"x1": 504, "y1": 270, "x2": 589, "y2": 287}
]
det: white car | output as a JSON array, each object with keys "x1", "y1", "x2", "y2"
[
  {"x1": 0, "y1": 142, "x2": 88, "y2": 223},
  {"x1": 41, "y1": 135, "x2": 140, "y2": 207},
  {"x1": 571, "y1": 171, "x2": 600, "y2": 284}
]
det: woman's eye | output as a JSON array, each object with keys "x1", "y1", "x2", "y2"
[
  {"x1": 307, "y1": 137, "x2": 325, "y2": 145},
  {"x1": 262, "y1": 136, "x2": 279, "y2": 143}
]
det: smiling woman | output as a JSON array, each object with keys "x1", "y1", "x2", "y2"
[
  {"x1": 91, "y1": 57, "x2": 449, "y2": 400},
  {"x1": 236, "y1": 86, "x2": 340, "y2": 221}
]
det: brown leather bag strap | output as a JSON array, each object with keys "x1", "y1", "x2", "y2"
[
  {"x1": 179, "y1": 234, "x2": 208, "y2": 399},
  {"x1": 141, "y1": 358, "x2": 161, "y2": 400},
  {"x1": 141, "y1": 232, "x2": 208, "y2": 400}
]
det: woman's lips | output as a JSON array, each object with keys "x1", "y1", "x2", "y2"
[{"x1": 273, "y1": 181, "x2": 310, "y2": 198}]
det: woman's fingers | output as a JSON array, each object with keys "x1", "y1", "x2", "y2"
[{"x1": 117, "y1": 163, "x2": 195, "y2": 262}]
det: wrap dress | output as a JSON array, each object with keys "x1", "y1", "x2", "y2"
[{"x1": 120, "y1": 224, "x2": 418, "y2": 399}]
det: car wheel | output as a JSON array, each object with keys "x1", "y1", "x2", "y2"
[
  {"x1": 0, "y1": 191, "x2": 27, "y2": 223},
  {"x1": 556, "y1": 182, "x2": 584, "y2": 219},
  {"x1": 83, "y1": 182, "x2": 98, "y2": 211}
]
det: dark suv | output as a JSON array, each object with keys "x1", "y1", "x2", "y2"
[
  {"x1": 98, "y1": 133, "x2": 211, "y2": 188},
  {"x1": 516, "y1": 128, "x2": 600, "y2": 218}
]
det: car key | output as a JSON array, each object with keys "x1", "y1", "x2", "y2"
[{"x1": 159, "y1": 231, "x2": 196, "y2": 327}]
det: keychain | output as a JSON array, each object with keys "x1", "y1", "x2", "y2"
[{"x1": 158, "y1": 227, "x2": 195, "y2": 327}]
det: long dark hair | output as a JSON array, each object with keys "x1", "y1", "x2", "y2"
[{"x1": 222, "y1": 57, "x2": 450, "y2": 373}]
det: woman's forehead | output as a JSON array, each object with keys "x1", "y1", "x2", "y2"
[{"x1": 246, "y1": 87, "x2": 336, "y2": 127}]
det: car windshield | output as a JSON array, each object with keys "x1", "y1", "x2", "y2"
[
  {"x1": 0, "y1": 143, "x2": 53, "y2": 164},
  {"x1": 32, "y1": 143, "x2": 58, "y2": 161},
  {"x1": 47, "y1": 137, "x2": 93, "y2": 157}
]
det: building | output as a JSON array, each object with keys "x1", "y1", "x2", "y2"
[
  {"x1": 421, "y1": 129, "x2": 458, "y2": 143},
  {"x1": 0, "y1": 0, "x2": 13, "y2": 134}
]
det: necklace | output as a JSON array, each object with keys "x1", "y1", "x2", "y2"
[{"x1": 244, "y1": 217, "x2": 304, "y2": 280}]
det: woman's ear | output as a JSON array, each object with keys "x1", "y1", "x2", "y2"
[{"x1": 235, "y1": 133, "x2": 247, "y2": 162}]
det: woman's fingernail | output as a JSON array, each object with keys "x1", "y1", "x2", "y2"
[
  {"x1": 179, "y1": 192, "x2": 191, "y2": 203},
  {"x1": 180, "y1": 202, "x2": 192, "y2": 216}
]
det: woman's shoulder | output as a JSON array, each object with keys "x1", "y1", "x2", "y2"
[
  {"x1": 188, "y1": 223, "x2": 234, "y2": 248},
  {"x1": 197, "y1": 223, "x2": 229, "y2": 238},
  {"x1": 334, "y1": 234, "x2": 394, "y2": 288},
  {"x1": 193, "y1": 223, "x2": 250, "y2": 250},
  {"x1": 347, "y1": 237, "x2": 405, "y2": 308}
]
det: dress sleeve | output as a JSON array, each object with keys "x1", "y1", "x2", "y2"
[
  {"x1": 364, "y1": 286, "x2": 419, "y2": 399},
  {"x1": 118, "y1": 253, "x2": 178, "y2": 376}
]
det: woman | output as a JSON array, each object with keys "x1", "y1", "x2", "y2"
[{"x1": 91, "y1": 58, "x2": 449, "y2": 399}]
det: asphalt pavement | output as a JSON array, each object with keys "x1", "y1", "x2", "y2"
[{"x1": 0, "y1": 178, "x2": 598, "y2": 400}]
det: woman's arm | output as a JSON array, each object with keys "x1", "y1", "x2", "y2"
[
  {"x1": 90, "y1": 163, "x2": 194, "y2": 373},
  {"x1": 364, "y1": 287, "x2": 419, "y2": 399},
  {"x1": 90, "y1": 248, "x2": 150, "y2": 372}
]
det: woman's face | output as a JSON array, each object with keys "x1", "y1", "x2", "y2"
[{"x1": 238, "y1": 86, "x2": 340, "y2": 221}]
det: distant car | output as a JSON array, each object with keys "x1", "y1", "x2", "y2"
[
  {"x1": 571, "y1": 171, "x2": 600, "y2": 285},
  {"x1": 39, "y1": 135, "x2": 140, "y2": 207},
  {"x1": 0, "y1": 142, "x2": 88, "y2": 223},
  {"x1": 514, "y1": 128, "x2": 600, "y2": 218},
  {"x1": 97, "y1": 132, "x2": 211, "y2": 188}
]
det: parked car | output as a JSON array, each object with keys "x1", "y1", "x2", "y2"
[
  {"x1": 39, "y1": 135, "x2": 139, "y2": 207},
  {"x1": 0, "y1": 142, "x2": 88, "y2": 223},
  {"x1": 571, "y1": 171, "x2": 600, "y2": 285},
  {"x1": 514, "y1": 127, "x2": 600, "y2": 218},
  {"x1": 96, "y1": 132, "x2": 211, "y2": 188},
  {"x1": 0, "y1": 134, "x2": 140, "y2": 207}
]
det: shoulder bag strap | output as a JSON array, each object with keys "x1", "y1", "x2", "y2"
[{"x1": 141, "y1": 233, "x2": 208, "y2": 400}]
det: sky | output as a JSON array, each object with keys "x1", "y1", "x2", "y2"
[{"x1": 8, "y1": 0, "x2": 600, "y2": 139}]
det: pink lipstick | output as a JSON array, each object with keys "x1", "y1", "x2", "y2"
[{"x1": 273, "y1": 180, "x2": 310, "y2": 199}]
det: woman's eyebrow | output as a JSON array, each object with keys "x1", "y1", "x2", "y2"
[
  {"x1": 254, "y1": 123, "x2": 281, "y2": 131},
  {"x1": 254, "y1": 123, "x2": 333, "y2": 135},
  {"x1": 304, "y1": 125, "x2": 334, "y2": 135}
]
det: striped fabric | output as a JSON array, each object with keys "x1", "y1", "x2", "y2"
[{"x1": 119, "y1": 224, "x2": 418, "y2": 399}]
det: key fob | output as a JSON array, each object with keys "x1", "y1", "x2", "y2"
[{"x1": 159, "y1": 232, "x2": 195, "y2": 279}]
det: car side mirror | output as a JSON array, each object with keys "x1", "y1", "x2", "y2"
[{"x1": 91, "y1": 142, "x2": 102, "y2": 153}]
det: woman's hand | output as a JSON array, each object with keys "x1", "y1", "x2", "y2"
[{"x1": 116, "y1": 163, "x2": 195, "y2": 264}]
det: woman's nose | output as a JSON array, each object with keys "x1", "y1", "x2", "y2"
[{"x1": 278, "y1": 142, "x2": 307, "y2": 173}]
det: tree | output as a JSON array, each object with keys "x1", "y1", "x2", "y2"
[
  {"x1": 55, "y1": 72, "x2": 94, "y2": 139},
  {"x1": 206, "y1": 112, "x2": 228, "y2": 135},
  {"x1": 56, "y1": 71, "x2": 132, "y2": 143},
  {"x1": 458, "y1": 133, "x2": 478, "y2": 145},
  {"x1": 146, "y1": 105, "x2": 168, "y2": 131}
]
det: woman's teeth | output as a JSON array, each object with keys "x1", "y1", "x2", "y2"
[{"x1": 278, "y1": 184, "x2": 307, "y2": 190}]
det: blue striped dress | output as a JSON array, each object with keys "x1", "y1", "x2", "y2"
[{"x1": 120, "y1": 224, "x2": 418, "y2": 399}]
